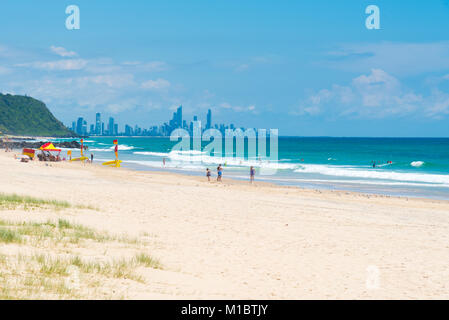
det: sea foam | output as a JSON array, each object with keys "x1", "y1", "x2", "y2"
[
  {"x1": 294, "y1": 164, "x2": 449, "y2": 185},
  {"x1": 411, "y1": 161, "x2": 425, "y2": 167}
]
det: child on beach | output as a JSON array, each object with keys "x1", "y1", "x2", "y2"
[
  {"x1": 206, "y1": 168, "x2": 211, "y2": 181},
  {"x1": 250, "y1": 166, "x2": 255, "y2": 184},
  {"x1": 217, "y1": 165, "x2": 223, "y2": 182}
]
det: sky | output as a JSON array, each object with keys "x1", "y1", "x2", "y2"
[{"x1": 1, "y1": 0, "x2": 449, "y2": 136}]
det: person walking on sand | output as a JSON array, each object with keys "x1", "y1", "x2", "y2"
[
  {"x1": 217, "y1": 164, "x2": 223, "y2": 182},
  {"x1": 163, "y1": 157, "x2": 166, "y2": 167},
  {"x1": 250, "y1": 166, "x2": 255, "y2": 184},
  {"x1": 206, "y1": 168, "x2": 211, "y2": 181},
  {"x1": 91, "y1": 153, "x2": 94, "y2": 164}
]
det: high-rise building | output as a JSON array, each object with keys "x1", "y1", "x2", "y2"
[
  {"x1": 108, "y1": 117, "x2": 115, "y2": 135},
  {"x1": 176, "y1": 106, "x2": 182, "y2": 128},
  {"x1": 101, "y1": 122, "x2": 105, "y2": 135},
  {"x1": 206, "y1": 109, "x2": 212, "y2": 129},
  {"x1": 71, "y1": 121, "x2": 76, "y2": 132},
  {"x1": 95, "y1": 113, "x2": 101, "y2": 135},
  {"x1": 76, "y1": 117, "x2": 84, "y2": 135},
  {"x1": 125, "y1": 125, "x2": 133, "y2": 136},
  {"x1": 114, "y1": 124, "x2": 119, "y2": 136},
  {"x1": 82, "y1": 120, "x2": 88, "y2": 136}
]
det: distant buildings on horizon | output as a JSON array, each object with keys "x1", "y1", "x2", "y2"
[{"x1": 70, "y1": 106, "x2": 244, "y2": 137}]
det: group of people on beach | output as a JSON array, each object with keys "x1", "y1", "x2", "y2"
[{"x1": 206, "y1": 164, "x2": 256, "y2": 184}]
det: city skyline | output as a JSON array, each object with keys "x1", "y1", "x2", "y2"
[{"x1": 71, "y1": 106, "x2": 242, "y2": 137}]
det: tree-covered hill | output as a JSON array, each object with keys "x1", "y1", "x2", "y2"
[{"x1": 0, "y1": 93, "x2": 75, "y2": 137}]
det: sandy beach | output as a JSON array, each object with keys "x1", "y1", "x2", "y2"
[{"x1": 1, "y1": 150, "x2": 449, "y2": 299}]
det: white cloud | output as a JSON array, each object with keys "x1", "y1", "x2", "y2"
[
  {"x1": 50, "y1": 46, "x2": 77, "y2": 57},
  {"x1": 352, "y1": 69, "x2": 401, "y2": 108},
  {"x1": 235, "y1": 64, "x2": 249, "y2": 72},
  {"x1": 141, "y1": 78, "x2": 171, "y2": 90},
  {"x1": 122, "y1": 61, "x2": 141, "y2": 66},
  {"x1": 0, "y1": 66, "x2": 11, "y2": 75},
  {"x1": 0, "y1": 45, "x2": 17, "y2": 58},
  {"x1": 425, "y1": 89, "x2": 449, "y2": 119},
  {"x1": 141, "y1": 61, "x2": 168, "y2": 72},
  {"x1": 121, "y1": 61, "x2": 168, "y2": 72},
  {"x1": 325, "y1": 42, "x2": 449, "y2": 76},
  {"x1": 220, "y1": 102, "x2": 257, "y2": 113},
  {"x1": 228, "y1": 55, "x2": 278, "y2": 72},
  {"x1": 105, "y1": 99, "x2": 138, "y2": 114},
  {"x1": 295, "y1": 69, "x2": 446, "y2": 119},
  {"x1": 78, "y1": 74, "x2": 135, "y2": 88},
  {"x1": 16, "y1": 59, "x2": 88, "y2": 71}
]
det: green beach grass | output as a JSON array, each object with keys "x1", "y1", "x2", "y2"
[
  {"x1": 0, "y1": 193, "x2": 97, "y2": 211},
  {"x1": 0, "y1": 217, "x2": 161, "y2": 299}
]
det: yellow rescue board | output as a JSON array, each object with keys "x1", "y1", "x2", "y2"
[
  {"x1": 102, "y1": 160, "x2": 122, "y2": 166},
  {"x1": 70, "y1": 157, "x2": 88, "y2": 162}
]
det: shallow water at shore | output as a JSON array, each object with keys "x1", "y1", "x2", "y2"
[{"x1": 51, "y1": 136, "x2": 449, "y2": 200}]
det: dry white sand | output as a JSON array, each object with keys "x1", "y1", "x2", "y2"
[{"x1": 1, "y1": 151, "x2": 449, "y2": 299}]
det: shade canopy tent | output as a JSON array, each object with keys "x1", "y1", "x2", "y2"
[
  {"x1": 37, "y1": 142, "x2": 62, "y2": 161},
  {"x1": 39, "y1": 143, "x2": 61, "y2": 152}
]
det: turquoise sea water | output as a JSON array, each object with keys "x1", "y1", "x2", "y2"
[{"x1": 51, "y1": 137, "x2": 449, "y2": 200}]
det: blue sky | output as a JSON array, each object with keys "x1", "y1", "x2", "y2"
[{"x1": 1, "y1": 0, "x2": 449, "y2": 136}]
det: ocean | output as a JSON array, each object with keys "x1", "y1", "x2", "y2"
[{"x1": 51, "y1": 137, "x2": 449, "y2": 200}]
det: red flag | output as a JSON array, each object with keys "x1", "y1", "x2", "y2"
[{"x1": 113, "y1": 139, "x2": 118, "y2": 145}]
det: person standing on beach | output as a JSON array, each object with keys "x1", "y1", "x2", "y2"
[
  {"x1": 250, "y1": 166, "x2": 255, "y2": 184},
  {"x1": 163, "y1": 158, "x2": 166, "y2": 167},
  {"x1": 217, "y1": 164, "x2": 223, "y2": 182},
  {"x1": 206, "y1": 168, "x2": 211, "y2": 181},
  {"x1": 91, "y1": 153, "x2": 94, "y2": 164}
]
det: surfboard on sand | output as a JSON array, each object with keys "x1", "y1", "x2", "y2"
[
  {"x1": 70, "y1": 157, "x2": 88, "y2": 162},
  {"x1": 102, "y1": 160, "x2": 122, "y2": 166}
]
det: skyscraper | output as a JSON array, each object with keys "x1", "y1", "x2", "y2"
[
  {"x1": 206, "y1": 109, "x2": 212, "y2": 129},
  {"x1": 76, "y1": 117, "x2": 84, "y2": 135},
  {"x1": 108, "y1": 117, "x2": 115, "y2": 135},
  {"x1": 125, "y1": 124, "x2": 133, "y2": 136},
  {"x1": 95, "y1": 113, "x2": 101, "y2": 135},
  {"x1": 176, "y1": 105, "x2": 182, "y2": 128},
  {"x1": 82, "y1": 120, "x2": 87, "y2": 136}
]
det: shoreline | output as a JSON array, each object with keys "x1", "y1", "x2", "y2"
[
  {"x1": 5, "y1": 136, "x2": 449, "y2": 202},
  {"x1": 10, "y1": 146, "x2": 449, "y2": 204}
]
